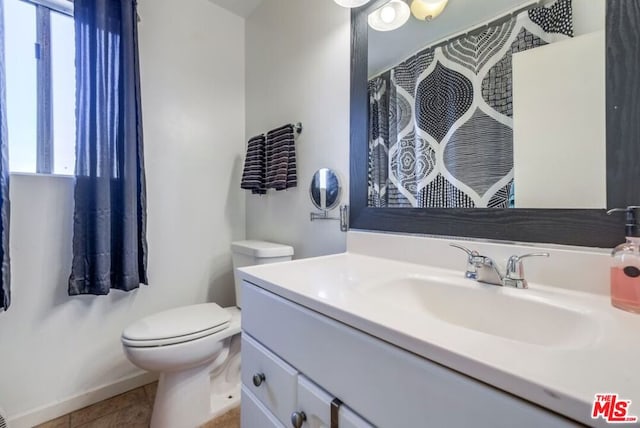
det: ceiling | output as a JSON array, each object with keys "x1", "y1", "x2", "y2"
[
  {"x1": 205, "y1": 0, "x2": 534, "y2": 73},
  {"x1": 207, "y1": 0, "x2": 264, "y2": 18}
]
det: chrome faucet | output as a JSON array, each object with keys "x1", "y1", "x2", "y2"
[
  {"x1": 449, "y1": 244, "x2": 482, "y2": 280},
  {"x1": 451, "y1": 244, "x2": 549, "y2": 289}
]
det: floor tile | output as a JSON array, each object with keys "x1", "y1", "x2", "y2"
[
  {"x1": 34, "y1": 414, "x2": 70, "y2": 428},
  {"x1": 201, "y1": 407, "x2": 240, "y2": 428},
  {"x1": 74, "y1": 412, "x2": 117, "y2": 428},
  {"x1": 70, "y1": 388, "x2": 147, "y2": 427},
  {"x1": 39, "y1": 386, "x2": 239, "y2": 428},
  {"x1": 112, "y1": 404, "x2": 151, "y2": 428},
  {"x1": 143, "y1": 381, "x2": 158, "y2": 406},
  {"x1": 75, "y1": 404, "x2": 151, "y2": 428}
]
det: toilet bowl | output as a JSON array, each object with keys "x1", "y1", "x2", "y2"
[{"x1": 121, "y1": 240, "x2": 293, "y2": 428}]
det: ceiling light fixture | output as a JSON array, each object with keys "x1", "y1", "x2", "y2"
[
  {"x1": 368, "y1": 0, "x2": 411, "y2": 32},
  {"x1": 333, "y1": 0, "x2": 372, "y2": 8},
  {"x1": 410, "y1": 0, "x2": 449, "y2": 21}
]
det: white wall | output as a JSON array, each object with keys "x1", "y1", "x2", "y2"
[
  {"x1": 0, "y1": 0, "x2": 246, "y2": 424},
  {"x1": 245, "y1": 0, "x2": 351, "y2": 259},
  {"x1": 512, "y1": 0, "x2": 606, "y2": 209},
  {"x1": 513, "y1": 32, "x2": 606, "y2": 209},
  {"x1": 573, "y1": 0, "x2": 606, "y2": 35}
]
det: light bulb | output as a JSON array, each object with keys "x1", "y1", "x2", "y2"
[
  {"x1": 368, "y1": 0, "x2": 411, "y2": 32},
  {"x1": 380, "y1": 6, "x2": 397, "y2": 24},
  {"x1": 333, "y1": 0, "x2": 372, "y2": 8},
  {"x1": 410, "y1": 0, "x2": 449, "y2": 21}
]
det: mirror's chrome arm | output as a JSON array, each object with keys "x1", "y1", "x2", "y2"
[
  {"x1": 310, "y1": 205, "x2": 349, "y2": 232},
  {"x1": 310, "y1": 210, "x2": 339, "y2": 221},
  {"x1": 503, "y1": 253, "x2": 550, "y2": 289},
  {"x1": 340, "y1": 205, "x2": 349, "y2": 232}
]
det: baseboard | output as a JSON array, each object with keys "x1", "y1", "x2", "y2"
[{"x1": 7, "y1": 371, "x2": 158, "y2": 428}]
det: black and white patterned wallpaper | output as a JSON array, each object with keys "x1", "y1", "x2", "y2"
[{"x1": 368, "y1": 0, "x2": 573, "y2": 208}]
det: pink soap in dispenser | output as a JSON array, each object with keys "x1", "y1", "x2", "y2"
[{"x1": 607, "y1": 206, "x2": 640, "y2": 314}]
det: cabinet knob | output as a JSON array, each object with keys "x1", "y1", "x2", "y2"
[
  {"x1": 252, "y1": 373, "x2": 266, "y2": 387},
  {"x1": 290, "y1": 411, "x2": 307, "y2": 428}
]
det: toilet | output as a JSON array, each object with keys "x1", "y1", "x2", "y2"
[{"x1": 121, "y1": 240, "x2": 294, "y2": 428}]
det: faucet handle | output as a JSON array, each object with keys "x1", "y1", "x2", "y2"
[
  {"x1": 450, "y1": 243, "x2": 481, "y2": 280},
  {"x1": 504, "y1": 253, "x2": 549, "y2": 289},
  {"x1": 450, "y1": 243, "x2": 479, "y2": 258}
]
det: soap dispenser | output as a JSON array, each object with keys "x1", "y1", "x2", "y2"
[{"x1": 607, "y1": 206, "x2": 640, "y2": 313}]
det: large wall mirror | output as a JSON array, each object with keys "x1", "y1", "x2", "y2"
[{"x1": 350, "y1": 0, "x2": 640, "y2": 247}]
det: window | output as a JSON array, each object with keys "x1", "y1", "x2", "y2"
[{"x1": 4, "y1": 0, "x2": 75, "y2": 175}]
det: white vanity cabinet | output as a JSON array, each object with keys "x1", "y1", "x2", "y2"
[{"x1": 241, "y1": 280, "x2": 582, "y2": 428}]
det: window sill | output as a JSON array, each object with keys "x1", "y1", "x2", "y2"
[{"x1": 10, "y1": 172, "x2": 74, "y2": 180}]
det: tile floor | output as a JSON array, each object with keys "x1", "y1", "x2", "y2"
[{"x1": 34, "y1": 382, "x2": 240, "y2": 428}]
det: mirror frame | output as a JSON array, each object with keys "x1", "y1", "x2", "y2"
[{"x1": 349, "y1": 0, "x2": 640, "y2": 248}]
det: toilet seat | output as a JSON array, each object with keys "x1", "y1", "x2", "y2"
[{"x1": 122, "y1": 303, "x2": 231, "y2": 348}]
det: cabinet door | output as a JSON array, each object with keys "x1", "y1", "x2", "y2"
[
  {"x1": 241, "y1": 385, "x2": 285, "y2": 428},
  {"x1": 242, "y1": 334, "x2": 299, "y2": 426},
  {"x1": 295, "y1": 376, "x2": 372, "y2": 428}
]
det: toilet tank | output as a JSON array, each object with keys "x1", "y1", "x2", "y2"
[{"x1": 231, "y1": 240, "x2": 294, "y2": 308}]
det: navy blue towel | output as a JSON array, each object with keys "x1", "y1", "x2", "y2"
[
  {"x1": 266, "y1": 124, "x2": 297, "y2": 191},
  {"x1": 241, "y1": 134, "x2": 267, "y2": 195}
]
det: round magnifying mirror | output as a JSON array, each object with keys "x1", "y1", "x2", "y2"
[{"x1": 310, "y1": 168, "x2": 341, "y2": 211}]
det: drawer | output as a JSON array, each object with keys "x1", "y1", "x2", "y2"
[
  {"x1": 297, "y1": 375, "x2": 373, "y2": 428},
  {"x1": 241, "y1": 333, "x2": 298, "y2": 426},
  {"x1": 241, "y1": 385, "x2": 285, "y2": 428}
]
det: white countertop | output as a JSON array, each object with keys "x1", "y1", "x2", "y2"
[{"x1": 239, "y1": 251, "x2": 640, "y2": 427}]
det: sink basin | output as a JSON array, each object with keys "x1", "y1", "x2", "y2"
[{"x1": 357, "y1": 274, "x2": 598, "y2": 348}]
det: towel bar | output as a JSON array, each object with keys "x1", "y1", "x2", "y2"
[{"x1": 291, "y1": 122, "x2": 303, "y2": 135}]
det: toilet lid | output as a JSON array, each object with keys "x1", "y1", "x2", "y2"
[{"x1": 122, "y1": 303, "x2": 231, "y2": 343}]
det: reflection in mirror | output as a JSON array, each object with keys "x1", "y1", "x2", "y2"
[
  {"x1": 310, "y1": 168, "x2": 342, "y2": 210},
  {"x1": 367, "y1": 0, "x2": 606, "y2": 209}
]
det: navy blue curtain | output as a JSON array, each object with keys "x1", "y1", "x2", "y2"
[
  {"x1": 0, "y1": 0, "x2": 11, "y2": 310},
  {"x1": 69, "y1": 0, "x2": 148, "y2": 295}
]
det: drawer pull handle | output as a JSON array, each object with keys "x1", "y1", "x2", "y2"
[
  {"x1": 252, "y1": 373, "x2": 266, "y2": 387},
  {"x1": 291, "y1": 411, "x2": 307, "y2": 428}
]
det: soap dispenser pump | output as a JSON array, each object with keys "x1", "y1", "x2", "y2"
[{"x1": 607, "y1": 206, "x2": 640, "y2": 313}]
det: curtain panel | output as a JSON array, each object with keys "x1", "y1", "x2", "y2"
[
  {"x1": 69, "y1": 0, "x2": 148, "y2": 295},
  {"x1": 0, "y1": 0, "x2": 11, "y2": 311},
  {"x1": 368, "y1": 0, "x2": 573, "y2": 208}
]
